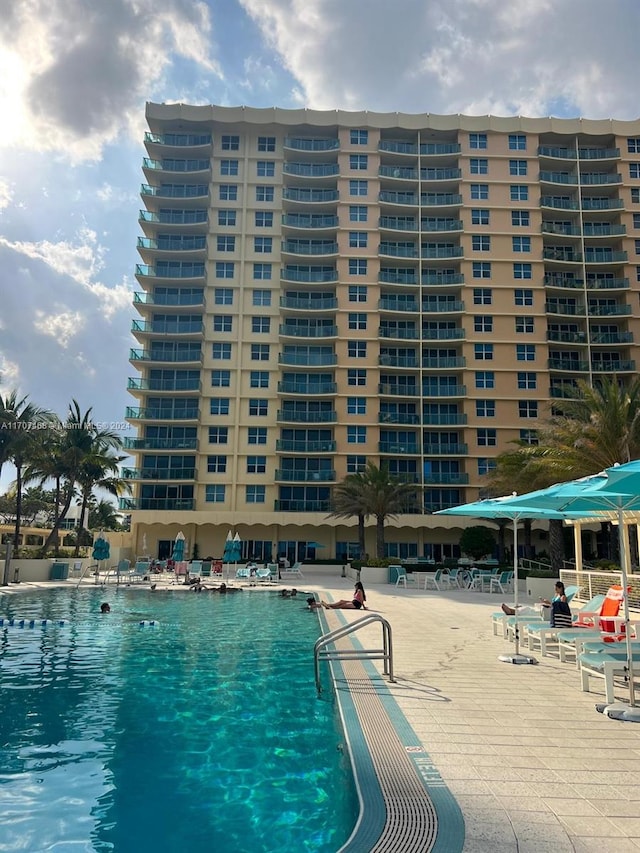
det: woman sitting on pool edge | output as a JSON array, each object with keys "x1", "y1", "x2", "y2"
[{"x1": 321, "y1": 581, "x2": 366, "y2": 610}]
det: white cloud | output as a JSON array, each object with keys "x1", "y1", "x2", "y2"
[
  {"x1": 33, "y1": 309, "x2": 85, "y2": 349},
  {"x1": 0, "y1": 178, "x2": 13, "y2": 210},
  {"x1": 0, "y1": 354, "x2": 20, "y2": 388}
]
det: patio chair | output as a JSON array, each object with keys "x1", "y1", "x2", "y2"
[
  {"x1": 280, "y1": 561, "x2": 304, "y2": 579},
  {"x1": 255, "y1": 566, "x2": 272, "y2": 583},
  {"x1": 173, "y1": 561, "x2": 189, "y2": 584},
  {"x1": 189, "y1": 560, "x2": 203, "y2": 578},
  {"x1": 423, "y1": 569, "x2": 449, "y2": 591},
  {"x1": 489, "y1": 571, "x2": 513, "y2": 594},
  {"x1": 446, "y1": 567, "x2": 467, "y2": 588},
  {"x1": 579, "y1": 647, "x2": 640, "y2": 703},
  {"x1": 201, "y1": 561, "x2": 212, "y2": 578},
  {"x1": 235, "y1": 567, "x2": 251, "y2": 581},
  {"x1": 392, "y1": 566, "x2": 415, "y2": 589},
  {"x1": 212, "y1": 560, "x2": 224, "y2": 581},
  {"x1": 267, "y1": 563, "x2": 280, "y2": 582}
]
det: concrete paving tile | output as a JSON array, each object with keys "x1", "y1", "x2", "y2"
[
  {"x1": 494, "y1": 795, "x2": 551, "y2": 812},
  {"x1": 542, "y1": 798, "x2": 602, "y2": 816},
  {"x1": 558, "y1": 815, "x2": 625, "y2": 837},
  {"x1": 612, "y1": 818, "x2": 640, "y2": 836},
  {"x1": 596, "y1": 800, "x2": 640, "y2": 817},
  {"x1": 572, "y1": 841, "x2": 640, "y2": 853}
]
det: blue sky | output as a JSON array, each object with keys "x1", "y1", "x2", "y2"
[{"x1": 0, "y1": 0, "x2": 639, "y2": 490}]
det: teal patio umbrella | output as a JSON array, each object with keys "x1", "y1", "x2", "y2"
[
  {"x1": 436, "y1": 497, "x2": 581, "y2": 665},
  {"x1": 223, "y1": 531, "x2": 242, "y2": 578},
  {"x1": 92, "y1": 532, "x2": 110, "y2": 562},
  {"x1": 172, "y1": 531, "x2": 186, "y2": 562}
]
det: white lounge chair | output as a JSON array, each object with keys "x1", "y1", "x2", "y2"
[
  {"x1": 423, "y1": 569, "x2": 449, "y2": 590},
  {"x1": 280, "y1": 561, "x2": 304, "y2": 579}
]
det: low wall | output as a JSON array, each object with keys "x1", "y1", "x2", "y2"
[{"x1": 525, "y1": 577, "x2": 560, "y2": 602}]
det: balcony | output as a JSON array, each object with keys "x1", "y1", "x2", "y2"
[
  {"x1": 548, "y1": 359, "x2": 590, "y2": 371},
  {"x1": 549, "y1": 385, "x2": 578, "y2": 399},
  {"x1": 283, "y1": 163, "x2": 339, "y2": 178},
  {"x1": 422, "y1": 300, "x2": 464, "y2": 313},
  {"x1": 423, "y1": 473, "x2": 469, "y2": 485},
  {"x1": 142, "y1": 157, "x2": 210, "y2": 174},
  {"x1": 281, "y1": 267, "x2": 338, "y2": 283},
  {"x1": 421, "y1": 245, "x2": 463, "y2": 258},
  {"x1": 131, "y1": 320, "x2": 203, "y2": 335},
  {"x1": 590, "y1": 331, "x2": 633, "y2": 344},
  {"x1": 581, "y1": 198, "x2": 624, "y2": 211},
  {"x1": 123, "y1": 437, "x2": 198, "y2": 451},
  {"x1": 378, "y1": 384, "x2": 419, "y2": 396},
  {"x1": 545, "y1": 302, "x2": 586, "y2": 315},
  {"x1": 379, "y1": 165, "x2": 419, "y2": 180},
  {"x1": 543, "y1": 274, "x2": 582, "y2": 289},
  {"x1": 379, "y1": 355, "x2": 419, "y2": 368},
  {"x1": 538, "y1": 147, "x2": 577, "y2": 159},
  {"x1": 144, "y1": 132, "x2": 211, "y2": 148},
  {"x1": 139, "y1": 209, "x2": 208, "y2": 228},
  {"x1": 120, "y1": 497, "x2": 195, "y2": 511},
  {"x1": 140, "y1": 184, "x2": 209, "y2": 199},
  {"x1": 585, "y1": 277, "x2": 629, "y2": 290},
  {"x1": 283, "y1": 137, "x2": 339, "y2": 151},
  {"x1": 592, "y1": 360, "x2": 635, "y2": 372},
  {"x1": 540, "y1": 197, "x2": 579, "y2": 210},
  {"x1": 379, "y1": 216, "x2": 417, "y2": 232},
  {"x1": 379, "y1": 243, "x2": 418, "y2": 258},
  {"x1": 379, "y1": 141, "x2": 418, "y2": 155},
  {"x1": 582, "y1": 224, "x2": 626, "y2": 237},
  {"x1": 539, "y1": 172, "x2": 579, "y2": 185},
  {"x1": 280, "y1": 296, "x2": 337, "y2": 310},
  {"x1": 276, "y1": 439, "x2": 336, "y2": 453},
  {"x1": 129, "y1": 348, "x2": 201, "y2": 363},
  {"x1": 423, "y1": 385, "x2": 466, "y2": 397},
  {"x1": 584, "y1": 251, "x2": 627, "y2": 263},
  {"x1": 541, "y1": 222, "x2": 581, "y2": 237},
  {"x1": 282, "y1": 214, "x2": 339, "y2": 229},
  {"x1": 422, "y1": 273, "x2": 465, "y2": 286},
  {"x1": 275, "y1": 470, "x2": 335, "y2": 482},
  {"x1": 274, "y1": 500, "x2": 331, "y2": 512},
  {"x1": 282, "y1": 188, "x2": 339, "y2": 203},
  {"x1": 587, "y1": 304, "x2": 631, "y2": 316},
  {"x1": 137, "y1": 236, "x2": 207, "y2": 252},
  {"x1": 379, "y1": 298, "x2": 418, "y2": 312},
  {"x1": 422, "y1": 193, "x2": 463, "y2": 206},
  {"x1": 378, "y1": 191, "x2": 418, "y2": 206},
  {"x1": 422, "y1": 413, "x2": 467, "y2": 425},
  {"x1": 421, "y1": 327, "x2": 465, "y2": 340},
  {"x1": 579, "y1": 148, "x2": 620, "y2": 160},
  {"x1": 580, "y1": 173, "x2": 621, "y2": 185},
  {"x1": 277, "y1": 380, "x2": 337, "y2": 394},
  {"x1": 277, "y1": 410, "x2": 337, "y2": 423},
  {"x1": 546, "y1": 331, "x2": 587, "y2": 344},
  {"x1": 379, "y1": 443, "x2": 420, "y2": 454},
  {"x1": 379, "y1": 328, "x2": 418, "y2": 340},
  {"x1": 127, "y1": 378, "x2": 201, "y2": 392},
  {"x1": 135, "y1": 263, "x2": 205, "y2": 279},
  {"x1": 379, "y1": 270, "x2": 417, "y2": 285},
  {"x1": 421, "y1": 142, "x2": 461, "y2": 155},
  {"x1": 378, "y1": 412, "x2": 420, "y2": 425},
  {"x1": 125, "y1": 407, "x2": 199, "y2": 420},
  {"x1": 134, "y1": 292, "x2": 205, "y2": 307},
  {"x1": 279, "y1": 324, "x2": 338, "y2": 338},
  {"x1": 421, "y1": 168, "x2": 462, "y2": 181},
  {"x1": 543, "y1": 248, "x2": 581, "y2": 262},
  {"x1": 422, "y1": 219, "x2": 463, "y2": 232},
  {"x1": 278, "y1": 352, "x2": 337, "y2": 366},
  {"x1": 423, "y1": 443, "x2": 468, "y2": 455},
  {"x1": 122, "y1": 467, "x2": 196, "y2": 481},
  {"x1": 282, "y1": 241, "x2": 339, "y2": 256},
  {"x1": 422, "y1": 357, "x2": 465, "y2": 369}
]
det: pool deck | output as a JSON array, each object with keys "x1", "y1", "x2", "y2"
[{"x1": 6, "y1": 569, "x2": 640, "y2": 852}]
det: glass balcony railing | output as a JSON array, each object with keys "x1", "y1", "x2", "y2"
[
  {"x1": 129, "y1": 349, "x2": 201, "y2": 363},
  {"x1": 120, "y1": 497, "x2": 195, "y2": 511},
  {"x1": 585, "y1": 278, "x2": 628, "y2": 289},
  {"x1": 282, "y1": 241, "x2": 338, "y2": 255},
  {"x1": 277, "y1": 381, "x2": 337, "y2": 394},
  {"x1": 127, "y1": 378, "x2": 201, "y2": 392},
  {"x1": 379, "y1": 166, "x2": 419, "y2": 180},
  {"x1": 278, "y1": 353, "x2": 337, "y2": 366},
  {"x1": 277, "y1": 410, "x2": 337, "y2": 423},
  {"x1": 378, "y1": 355, "x2": 419, "y2": 368},
  {"x1": 378, "y1": 412, "x2": 420, "y2": 424},
  {"x1": 423, "y1": 443, "x2": 468, "y2": 455},
  {"x1": 140, "y1": 184, "x2": 209, "y2": 198},
  {"x1": 123, "y1": 437, "x2": 198, "y2": 450},
  {"x1": 279, "y1": 324, "x2": 338, "y2": 338},
  {"x1": 379, "y1": 270, "x2": 417, "y2": 285},
  {"x1": 420, "y1": 142, "x2": 461, "y2": 155},
  {"x1": 541, "y1": 223, "x2": 581, "y2": 236},
  {"x1": 131, "y1": 321, "x2": 203, "y2": 335},
  {"x1": 139, "y1": 210, "x2": 208, "y2": 225},
  {"x1": 539, "y1": 172, "x2": 579, "y2": 185},
  {"x1": 422, "y1": 385, "x2": 466, "y2": 397},
  {"x1": 421, "y1": 245, "x2": 463, "y2": 258},
  {"x1": 585, "y1": 251, "x2": 627, "y2": 263},
  {"x1": 422, "y1": 273, "x2": 464, "y2": 286},
  {"x1": 135, "y1": 264, "x2": 205, "y2": 278},
  {"x1": 423, "y1": 300, "x2": 464, "y2": 313},
  {"x1": 137, "y1": 236, "x2": 207, "y2": 251},
  {"x1": 579, "y1": 148, "x2": 620, "y2": 159},
  {"x1": 379, "y1": 299, "x2": 418, "y2": 312},
  {"x1": 379, "y1": 328, "x2": 419, "y2": 340},
  {"x1": 423, "y1": 473, "x2": 469, "y2": 485},
  {"x1": 379, "y1": 216, "x2": 418, "y2": 231},
  {"x1": 422, "y1": 193, "x2": 463, "y2": 206},
  {"x1": 275, "y1": 439, "x2": 336, "y2": 453},
  {"x1": 125, "y1": 407, "x2": 199, "y2": 420},
  {"x1": 546, "y1": 331, "x2": 586, "y2": 343},
  {"x1": 144, "y1": 132, "x2": 211, "y2": 147},
  {"x1": 421, "y1": 328, "x2": 465, "y2": 340},
  {"x1": 283, "y1": 163, "x2": 339, "y2": 177},
  {"x1": 543, "y1": 275, "x2": 582, "y2": 288},
  {"x1": 581, "y1": 198, "x2": 624, "y2": 211},
  {"x1": 545, "y1": 302, "x2": 586, "y2": 315},
  {"x1": 421, "y1": 168, "x2": 462, "y2": 180},
  {"x1": 587, "y1": 303, "x2": 631, "y2": 316},
  {"x1": 540, "y1": 197, "x2": 579, "y2": 210},
  {"x1": 379, "y1": 443, "x2": 420, "y2": 454},
  {"x1": 548, "y1": 359, "x2": 590, "y2": 371},
  {"x1": 592, "y1": 360, "x2": 635, "y2": 371},
  {"x1": 422, "y1": 413, "x2": 467, "y2": 425},
  {"x1": 275, "y1": 470, "x2": 335, "y2": 482},
  {"x1": 538, "y1": 147, "x2": 577, "y2": 159},
  {"x1": 379, "y1": 243, "x2": 418, "y2": 258},
  {"x1": 279, "y1": 296, "x2": 337, "y2": 310},
  {"x1": 274, "y1": 500, "x2": 331, "y2": 512},
  {"x1": 581, "y1": 173, "x2": 621, "y2": 185},
  {"x1": 284, "y1": 137, "x2": 339, "y2": 151},
  {"x1": 281, "y1": 268, "x2": 338, "y2": 283},
  {"x1": 142, "y1": 158, "x2": 210, "y2": 172},
  {"x1": 283, "y1": 188, "x2": 339, "y2": 203},
  {"x1": 422, "y1": 357, "x2": 466, "y2": 369},
  {"x1": 583, "y1": 224, "x2": 626, "y2": 237},
  {"x1": 122, "y1": 468, "x2": 196, "y2": 480},
  {"x1": 378, "y1": 384, "x2": 419, "y2": 396},
  {"x1": 133, "y1": 292, "x2": 205, "y2": 306},
  {"x1": 590, "y1": 331, "x2": 633, "y2": 344},
  {"x1": 282, "y1": 214, "x2": 339, "y2": 228}
]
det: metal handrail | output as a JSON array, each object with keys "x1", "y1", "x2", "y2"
[
  {"x1": 314, "y1": 614, "x2": 395, "y2": 693},
  {"x1": 75, "y1": 563, "x2": 99, "y2": 588}
]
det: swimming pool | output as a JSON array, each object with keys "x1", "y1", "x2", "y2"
[{"x1": 0, "y1": 589, "x2": 358, "y2": 852}]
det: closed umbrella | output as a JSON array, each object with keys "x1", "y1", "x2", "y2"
[
  {"x1": 172, "y1": 531, "x2": 186, "y2": 562},
  {"x1": 92, "y1": 533, "x2": 110, "y2": 562},
  {"x1": 223, "y1": 532, "x2": 242, "y2": 578}
]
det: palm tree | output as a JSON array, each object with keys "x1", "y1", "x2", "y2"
[
  {"x1": 88, "y1": 498, "x2": 122, "y2": 531},
  {"x1": 0, "y1": 391, "x2": 54, "y2": 549},
  {"x1": 72, "y1": 451, "x2": 129, "y2": 556},
  {"x1": 330, "y1": 463, "x2": 419, "y2": 559}
]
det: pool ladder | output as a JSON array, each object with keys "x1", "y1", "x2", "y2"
[{"x1": 314, "y1": 614, "x2": 395, "y2": 694}]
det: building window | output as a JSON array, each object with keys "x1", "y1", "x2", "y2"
[
  {"x1": 520, "y1": 429, "x2": 538, "y2": 445},
  {"x1": 207, "y1": 455, "x2": 227, "y2": 473},
  {"x1": 214, "y1": 288, "x2": 233, "y2": 305},
  {"x1": 349, "y1": 205, "x2": 368, "y2": 221},
  {"x1": 516, "y1": 344, "x2": 536, "y2": 361},
  {"x1": 471, "y1": 209, "x2": 490, "y2": 225},
  {"x1": 350, "y1": 129, "x2": 368, "y2": 145},
  {"x1": 508, "y1": 134, "x2": 527, "y2": 150},
  {"x1": 254, "y1": 237, "x2": 272, "y2": 253},
  {"x1": 475, "y1": 370, "x2": 495, "y2": 388},
  {"x1": 469, "y1": 133, "x2": 487, "y2": 149},
  {"x1": 347, "y1": 369, "x2": 367, "y2": 386},
  {"x1": 512, "y1": 210, "x2": 530, "y2": 226},
  {"x1": 478, "y1": 458, "x2": 496, "y2": 476},
  {"x1": 347, "y1": 397, "x2": 366, "y2": 415},
  {"x1": 348, "y1": 285, "x2": 367, "y2": 302},
  {"x1": 250, "y1": 370, "x2": 269, "y2": 388},
  {"x1": 517, "y1": 371, "x2": 537, "y2": 389},
  {"x1": 348, "y1": 312, "x2": 367, "y2": 330},
  {"x1": 257, "y1": 161, "x2": 275, "y2": 177},
  {"x1": 349, "y1": 258, "x2": 367, "y2": 275},
  {"x1": 256, "y1": 186, "x2": 274, "y2": 202},
  {"x1": 472, "y1": 262, "x2": 491, "y2": 278},
  {"x1": 249, "y1": 399, "x2": 268, "y2": 416},
  {"x1": 347, "y1": 425, "x2": 367, "y2": 443},
  {"x1": 252, "y1": 317, "x2": 270, "y2": 333},
  {"x1": 208, "y1": 427, "x2": 228, "y2": 444},
  {"x1": 246, "y1": 485, "x2": 266, "y2": 503},
  {"x1": 210, "y1": 398, "x2": 229, "y2": 415},
  {"x1": 215, "y1": 262, "x2": 234, "y2": 278},
  {"x1": 217, "y1": 236, "x2": 235, "y2": 252},
  {"x1": 253, "y1": 263, "x2": 272, "y2": 280},
  {"x1": 476, "y1": 400, "x2": 495, "y2": 417},
  {"x1": 632, "y1": 188, "x2": 640, "y2": 204},
  {"x1": 348, "y1": 341, "x2": 367, "y2": 358},
  {"x1": 251, "y1": 344, "x2": 270, "y2": 361},
  {"x1": 350, "y1": 154, "x2": 368, "y2": 169},
  {"x1": 349, "y1": 180, "x2": 368, "y2": 196},
  {"x1": 212, "y1": 343, "x2": 231, "y2": 360},
  {"x1": 515, "y1": 288, "x2": 533, "y2": 306},
  {"x1": 247, "y1": 455, "x2": 267, "y2": 473},
  {"x1": 248, "y1": 427, "x2": 267, "y2": 445},
  {"x1": 515, "y1": 316, "x2": 534, "y2": 333},
  {"x1": 205, "y1": 484, "x2": 226, "y2": 502},
  {"x1": 347, "y1": 455, "x2": 366, "y2": 473},
  {"x1": 477, "y1": 428, "x2": 497, "y2": 446},
  {"x1": 220, "y1": 159, "x2": 239, "y2": 175},
  {"x1": 218, "y1": 210, "x2": 236, "y2": 225},
  {"x1": 258, "y1": 136, "x2": 276, "y2": 152},
  {"x1": 472, "y1": 235, "x2": 491, "y2": 251},
  {"x1": 213, "y1": 315, "x2": 232, "y2": 332},
  {"x1": 221, "y1": 135, "x2": 239, "y2": 150},
  {"x1": 470, "y1": 183, "x2": 489, "y2": 200},
  {"x1": 211, "y1": 369, "x2": 230, "y2": 387},
  {"x1": 219, "y1": 184, "x2": 237, "y2": 201},
  {"x1": 519, "y1": 401, "x2": 538, "y2": 418},
  {"x1": 252, "y1": 288, "x2": 271, "y2": 305},
  {"x1": 512, "y1": 236, "x2": 531, "y2": 253},
  {"x1": 633, "y1": 214, "x2": 640, "y2": 229},
  {"x1": 255, "y1": 211, "x2": 273, "y2": 227},
  {"x1": 470, "y1": 158, "x2": 488, "y2": 174},
  {"x1": 474, "y1": 315, "x2": 493, "y2": 332},
  {"x1": 474, "y1": 344, "x2": 494, "y2": 361},
  {"x1": 513, "y1": 263, "x2": 532, "y2": 279},
  {"x1": 473, "y1": 288, "x2": 492, "y2": 304},
  {"x1": 349, "y1": 231, "x2": 368, "y2": 248},
  {"x1": 631, "y1": 164, "x2": 640, "y2": 179},
  {"x1": 509, "y1": 159, "x2": 527, "y2": 176},
  {"x1": 510, "y1": 185, "x2": 529, "y2": 200}
]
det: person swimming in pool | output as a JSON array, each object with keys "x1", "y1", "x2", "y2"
[
  {"x1": 321, "y1": 582, "x2": 366, "y2": 610},
  {"x1": 306, "y1": 597, "x2": 322, "y2": 610},
  {"x1": 100, "y1": 602, "x2": 111, "y2": 613}
]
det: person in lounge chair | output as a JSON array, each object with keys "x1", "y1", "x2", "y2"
[
  {"x1": 322, "y1": 581, "x2": 367, "y2": 610},
  {"x1": 501, "y1": 580, "x2": 571, "y2": 626}
]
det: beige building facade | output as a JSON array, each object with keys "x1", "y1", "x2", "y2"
[{"x1": 122, "y1": 104, "x2": 640, "y2": 563}]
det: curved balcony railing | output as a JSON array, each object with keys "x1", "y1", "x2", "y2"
[
  {"x1": 379, "y1": 299, "x2": 418, "y2": 312},
  {"x1": 379, "y1": 270, "x2": 417, "y2": 285},
  {"x1": 131, "y1": 320, "x2": 203, "y2": 335},
  {"x1": 142, "y1": 158, "x2": 210, "y2": 172},
  {"x1": 421, "y1": 168, "x2": 462, "y2": 180},
  {"x1": 275, "y1": 470, "x2": 335, "y2": 482},
  {"x1": 279, "y1": 324, "x2": 338, "y2": 338},
  {"x1": 585, "y1": 277, "x2": 628, "y2": 289},
  {"x1": 379, "y1": 328, "x2": 419, "y2": 340},
  {"x1": 423, "y1": 300, "x2": 464, "y2": 313},
  {"x1": 379, "y1": 243, "x2": 418, "y2": 258},
  {"x1": 122, "y1": 468, "x2": 196, "y2": 481},
  {"x1": 590, "y1": 332, "x2": 633, "y2": 344},
  {"x1": 541, "y1": 223, "x2": 581, "y2": 237},
  {"x1": 592, "y1": 360, "x2": 635, "y2": 371},
  {"x1": 582, "y1": 224, "x2": 626, "y2": 237},
  {"x1": 548, "y1": 359, "x2": 589, "y2": 371},
  {"x1": 379, "y1": 443, "x2": 420, "y2": 454},
  {"x1": 135, "y1": 264, "x2": 205, "y2": 278},
  {"x1": 540, "y1": 197, "x2": 579, "y2": 210},
  {"x1": 582, "y1": 198, "x2": 624, "y2": 211},
  {"x1": 422, "y1": 357, "x2": 466, "y2": 368},
  {"x1": 123, "y1": 437, "x2": 198, "y2": 450},
  {"x1": 278, "y1": 353, "x2": 337, "y2": 366},
  {"x1": 587, "y1": 303, "x2": 631, "y2": 316},
  {"x1": 137, "y1": 236, "x2": 207, "y2": 251},
  {"x1": 284, "y1": 137, "x2": 339, "y2": 151},
  {"x1": 144, "y1": 132, "x2": 211, "y2": 147},
  {"x1": 422, "y1": 273, "x2": 464, "y2": 286},
  {"x1": 421, "y1": 245, "x2": 463, "y2": 258},
  {"x1": 277, "y1": 410, "x2": 337, "y2": 423},
  {"x1": 422, "y1": 385, "x2": 466, "y2": 397},
  {"x1": 277, "y1": 381, "x2": 337, "y2": 394},
  {"x1": 545, "y1": 302, "x2": 586, "y2": 315},
  {"x1": 378, "y1": 412, "x2": 420, "y2": 424},
  {"x1": 275, "y1": 439, "x2": 336, "y2": 453},
  {"x1": 282, "y1": 214, "x2": 339, "y2": 229},
  {"x1": 139, "y1": 209, "x2": 208, "y2": 225},
  {"x1": 539, "y1": 172, "x2": 579, "y2": 185},
  {"x1": 129, "y1": 348, "x2": 201, "y2": 363},
  {"x1": 283, "y1": 163, "x2": 339, "y2": 177},
  {"x1": 140, "y1": 184, "x2": 208, "y2": 198},
  {"x1": 281, "y1": 268, "x2": 338, "y2": 283},
  {"x1": 423, "y1": 473, "x2": 469, "y2": 485},
  {"x1": 538, "y1": 146, "x2": 577, "y2": 159},
  {"x1": 280, "y1": 296, "x2": 337, "y2": 310},
  {"x1": 378, "y1": 384, "x2": 419, "y2": 396},
  {"x1": 274, "y1": 500, "x2": 331, "y2": 512},
  {"x1": 422, "y1": 413, "x2": 467, "y2": 425},
  {"x1": 423, "y1": 443, "x2": 468, "y2": 455},
  {"x1": 125, "y1": 407, "x2": 199, "y2": 420},
  {"x1": 422, "y1": 193, "x2": 463, "y2": 206},
  {"x1": 120, "y1": 498, "x2": 194, "y2": 511},
  {"x1": 282, "y1": 241, "x2": 339, "y2": 255},
  {"x1": 127, "y1": 378, "x2": 201, "y2": 392},
  {"x1": 421, "y1": 328, "x2": 465, "y2": 340},
  {"x1": 134, "y1": 292, "x2": 205, "y2": 307},
  {"x1": 282, "y1": 188, "x2": 339, "y2": 203},
  {"x1": 581, "y1": 173, "x2": 621, "y2": 185},
  {"x1": 378, "y1": 355, "x2": 419, "y2": 368}
]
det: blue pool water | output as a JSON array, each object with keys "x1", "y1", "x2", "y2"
[{"x1": 0, "y1": 589, "x2": 358, "y2": 852}]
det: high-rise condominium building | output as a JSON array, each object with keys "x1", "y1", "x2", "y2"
[{"x1": 123, "y1": 103, "x2": 640, "y2": 564}]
